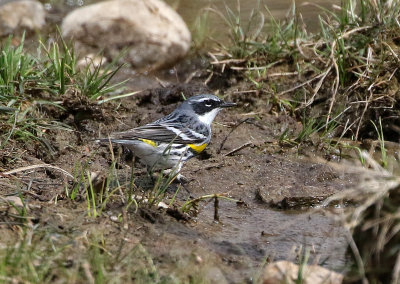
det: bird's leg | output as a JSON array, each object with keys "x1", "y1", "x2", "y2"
[
  {"x1": 146, "y1": 165, "x2": 157, "y2": 184},
  {"x1": 176, "y1": 173, "x2": 191, "y2": 184},
  {"x1": 170, "y1": 163, "x2": 193, "y2": 184},
  {"x1": 162, "y1": 168, "x2": 181, "y2": 181}
]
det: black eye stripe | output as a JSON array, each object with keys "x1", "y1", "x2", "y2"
[
  {"x1": 203, "y1": 99, "x2": 219, "y2": 107},
  {"x1": 192, "y1": 98, "x2": 221, "y2": 115}
]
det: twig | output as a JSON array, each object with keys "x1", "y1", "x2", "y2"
[
  {"x1": 383, "y1": 41, "x2": 400, "y2": 64},
  {"x1": 225, "y1": 142, "x2": 252, "y2": 156},
  {"x1": 233, "y1": 90, "x2": 258, "y2": 94},
  {"x1": 267, "y1": 71, "x2": 298, "y2": 77},
  {"x1": 302, "y1": 66, "x2": 332, "y2": 108},
  {"x1": 326, "y1": 60, "x2": 339, "y2": 126},
  {"x1": 345, "y1": 228, "x2": 368, "y2": 284},
  {"x1": 181, "y1": 193, "x2": 239, "y2": 212},
  {"x1": 184, "y1": 70, "x2": 200, "y2": 84},
  {"x1": 218, "y1": 118, "x2": 249, "y2": 154},
  {"x1": 214, "y1": 196, "x2": 219, "y2": 222},
  {"x1": 1, "y1": 164, "x2": 74, "y2": 179},
  {"x1": 392, "y1": 251, "x2": 400, "y2": 284},
  {"x1": 277, "y1": 72, "x2": 327, "y2": 96},
  {"x1": 82, "y1": 261, "x2": 95, "y2": 284},
  {"x1": 204, "y1": 71, "x2": 213, "y2": 85},
  {"x1": 355, "y1": 88, "x2": 374, "y2": 140},
  {"x1": 210, "y1": 58, "x2": 247, "y2": 65},
  {"x1": 207, "y1": 51, "x2": 219, "y2": 62}
]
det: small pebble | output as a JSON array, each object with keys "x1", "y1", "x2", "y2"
[
  {"x1": 195, "y1": 255, "x2": 203, "y2": 264},
  {"x1": 158, "y1": 201, "x2": 169, "y2": 209}
]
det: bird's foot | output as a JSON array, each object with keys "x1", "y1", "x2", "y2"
[
  {"x1": 175, "y1": 173, "x2": 193, "y2": 184},
  {"x1": 161, "y1": 169, "x2": 192, "y2": 184}
]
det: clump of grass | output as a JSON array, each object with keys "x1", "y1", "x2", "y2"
[
  {"x1": 39, "y1": 37, "x2": 77, "y2": 95},
  {"x1": 190, "y1": 9, "x2": 213, "y2": 51},
  {"x1": 67, "y1": 144, "x2": 183, "y2": 219},
  {"x1": 206, "y1": 0, "x2": 266, "y2": 58},
  {"x1": 78, "y1": 57, "x2": 127, "y2": 101},
  {"x1": 0, "y1": 34, "x2": 36, "y2": 97},
  {"x1": 145, "y1": 170, "x2": 180, "y2": 208},
  {"x1": 0, "y1": 33, "x2": 126, "y2": 149},
  {"x1": 279, "y1": 112, "x2": 340, "y2": 147},
  {"x1": 207, "y1": 0, "x2": 400, "y2": 142},
  {"x1": 371, "y1": 117, "x2": 388, "y2": 168},
  {"x1": 0, "y1": 222, "x2": 161, "y2": 283},
  {"x1": 67, "y1": 148, "x2": 125, "y2": 218}
]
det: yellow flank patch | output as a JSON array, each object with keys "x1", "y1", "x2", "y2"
[
  {"x1": 139, "y1": 138, "x2": 157, "y2": 147},
  {"x1": 188, "y1": 143, "x2": 207, "y2": 153}
]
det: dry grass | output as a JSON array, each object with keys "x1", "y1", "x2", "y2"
[
  {"x1": 206, "y1": 0, "x2": 400, "y2": 141},
  {"x1": 324, "y1": 153, "x2": 400, "y2": 283}
]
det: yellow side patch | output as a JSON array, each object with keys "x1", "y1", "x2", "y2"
[
  {"x1": 188, "y1": 143, "x2": 207, "y2": 153},
  {"x1": 139, "y1": 138, "x2": 157, "y2": 147}
]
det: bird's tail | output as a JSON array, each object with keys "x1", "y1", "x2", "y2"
[
  {"x1": 95, "y1": 138, "x2": 114, "y2": 144},
  {"x1": 95, "y1": 138, "x2": 138, "y2": 145}
]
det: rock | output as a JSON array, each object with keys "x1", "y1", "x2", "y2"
[
  {"x1": 262, "y1": 261, "x2": 343, "y2": 284},
  {"x1": 0, "y1": 0, "x2": 45, "y2": 36},
  {"x1": 76, "y1": 53, "x2": 108, "y2": 71},
  {"x1": 61, "y1": 0, "x2": 191, "y2": 70},
  {"x1": 2, "y1": 196, "x2": 24, "y2": 207}
]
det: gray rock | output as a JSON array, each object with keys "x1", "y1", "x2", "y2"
[
  {"x1": 61, "y1": 0, "x2": 191, "y2": 70},
  {"x1": 0, "y1": 0, "x2": 45, "y2": 36}
]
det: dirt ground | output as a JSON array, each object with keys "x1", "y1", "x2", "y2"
[{"x1": 0, "y1": 61, "x2": 359, "y2": 282}]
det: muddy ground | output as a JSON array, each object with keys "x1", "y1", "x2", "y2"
[{"x1": 0, "y1": 59, "x2": 360, "y2": 282}]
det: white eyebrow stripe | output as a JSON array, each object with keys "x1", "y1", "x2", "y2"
[{"x1": 195, "y1": 97, "x2": 219, "y2": 102}]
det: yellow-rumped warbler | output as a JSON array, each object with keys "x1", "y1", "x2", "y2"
[{"x1": 97, "y1": 94, "x2": 236, "y2": 174}]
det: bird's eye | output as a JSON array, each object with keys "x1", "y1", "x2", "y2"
[{"x1": 204, "y1": 100, "x2": 213, "y2": 107}]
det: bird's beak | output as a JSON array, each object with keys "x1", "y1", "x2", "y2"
[{"x1": 220, "y1": 101, "x2": 237, "y2": 108}]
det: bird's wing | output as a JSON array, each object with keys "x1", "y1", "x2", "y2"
[{"x1": 110, "y1": 121, "x2": 209, "y2": 145}]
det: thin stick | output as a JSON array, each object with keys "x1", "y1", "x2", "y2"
[
  {"x1": 217, "y1": 118, "x2": 249, "y2": 154},
  {"x1": 214, "y1": 196, "x2": 219, "y2": 222},
  {"x1": 225, "y1": 142, "x2": 252, "y2": 156},
  {"x1": 2, "y1": 164, "x2": 73, "y2": 179},
  {"x1": 302, "y1": 66, "x2": 332, "y2": 108},
  {"x1": 392, "y1": 251, "x2": 400, "y2": 284},
  {"x1": 210, "y1": 58, "x2": 246, "y2": 65},
  {"x1": 276, "y1": 72, "x2": 327, "y2": 96},
  {"x1": 345, "y1": 229, "x2": 368, "y2": 284},
  {"x1": 355, "y1": 90, "x2": 374, "y2": 140}
]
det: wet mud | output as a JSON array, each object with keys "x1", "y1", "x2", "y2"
[
  {"x1": 3, "y1": 0, "x2": 399, "y2": 282},
  {"x1": 0, "y1": 73, "x2": 355, "y2": 282}
]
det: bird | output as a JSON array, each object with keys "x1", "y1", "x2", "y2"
[{"x1": 97, "y1": 94, "x2": 236, "y2": 177}]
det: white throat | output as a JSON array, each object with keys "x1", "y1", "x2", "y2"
[{"x1": 197, "y1": 108, "x2": 221, "y2": 125}]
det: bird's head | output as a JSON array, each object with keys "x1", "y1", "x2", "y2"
[{"x1": 179, "y1": 94, "x2": 236, "y2": 125}]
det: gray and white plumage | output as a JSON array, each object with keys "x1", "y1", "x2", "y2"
[{"x1": 97, "y1": 94, "x2": 235, "y2": 172}]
